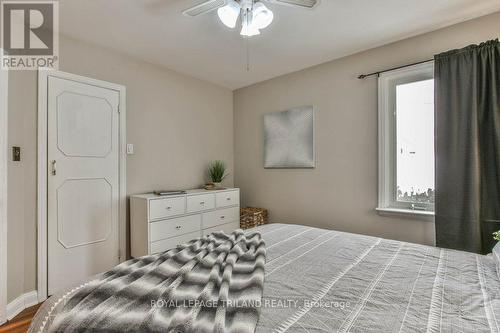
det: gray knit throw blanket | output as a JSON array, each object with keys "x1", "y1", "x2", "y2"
[{"x1": 49, "y1": 230, "x2": 266, "y2": 333}]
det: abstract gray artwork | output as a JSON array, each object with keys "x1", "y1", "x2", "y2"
[{"x1": 264, "y1": 106, "x2": 315, "y2": 168}]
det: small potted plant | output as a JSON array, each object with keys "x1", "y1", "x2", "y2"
[
  {"x1": 207, "y1": 160, "x2": 228, "y2": 189},
  {"x1": 494, "y1": 231, "x2": 500, "y2": 242}
]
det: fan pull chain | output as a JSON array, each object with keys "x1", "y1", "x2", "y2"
[
  {"x1": 246, "y1": 37, "x2": 250, "y2": 71},
  {"x1": 243, "y1": 7, "x2": 251, "y2": 72}
]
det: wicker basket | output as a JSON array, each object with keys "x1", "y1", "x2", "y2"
[{"x1": 240, "y1": 207, "x2": 268, "y2": 229}]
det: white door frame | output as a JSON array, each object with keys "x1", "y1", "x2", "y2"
[
  {"x1": 37, "y1": 69, "x2": 126, "y2": 302},
  {"x1": 0, "y1": 56, "x2": 9, "y2": 324}
]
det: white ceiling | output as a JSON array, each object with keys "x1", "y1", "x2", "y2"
[{"x1": 59, "y1": 0, "x2": 500, "y2": 90}]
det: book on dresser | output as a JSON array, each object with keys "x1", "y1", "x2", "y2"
[{"x1": 130, "y1": 188, "x2": 240, "y2": 257}]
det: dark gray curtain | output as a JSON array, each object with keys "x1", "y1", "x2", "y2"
[{"x1": 435, "y1": 39, "x2": 500, "y2": 254}]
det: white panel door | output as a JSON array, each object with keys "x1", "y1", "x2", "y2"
[{"x1": 47, "y1": 76, "x2": 120, "y2": 295}]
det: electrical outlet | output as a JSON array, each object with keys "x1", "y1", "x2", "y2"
[{"x1": 12, "y1": 146, "x2": 20, "y2": 161}]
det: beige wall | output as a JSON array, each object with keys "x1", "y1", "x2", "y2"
[
  {"x1": 234, "y1": 12, "x2": 500, "y2": 246},
  {"x1": 6, "y1": 10, "x2": 500, "y2": 305},
  {"x1": 7, "y1": 35, "x2": 233, "y2": 302}
]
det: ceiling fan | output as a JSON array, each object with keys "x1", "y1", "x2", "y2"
[{"x1": 183, "y1": 0, "x2": 319, "y2": 37}]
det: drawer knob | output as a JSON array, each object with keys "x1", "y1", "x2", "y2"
[
  {"x1": 166, "y1": 206, "x2": 172, "y2": 210},
  {"x1": 176, "y1": 226, "x2": 182, "y2": 230},
  {"x1": 220, "y1": 216, "x2": 225, "y2": 219},
  {"x1": 226, "y1": 198, "x2": 231, "y2": 201},
  {"x1": 200, "y1": 201, "x2": 205, "y2": 205}
]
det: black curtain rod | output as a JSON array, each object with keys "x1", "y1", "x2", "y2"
[{"x1": 357, "y1": 59, "x2": 434, "y2": 79}]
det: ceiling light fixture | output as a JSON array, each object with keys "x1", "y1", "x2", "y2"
[
  {"x1": 241, "y1": 8, "x2": 260, "y2": 36},
  {"x1": 217, "y1": 0, "x2": 274, "y2": 37},
  {"x1": 217, "y1": 0, "x2": 240, "y2": 29},
  {"x1": 252, "y1": 2, "x2": 274, "y2": 29}
]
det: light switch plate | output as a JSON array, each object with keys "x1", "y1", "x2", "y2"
[
  {"x1": 126, "y1": 144, "x2": 134, "y2": 155},
  {"x1": 12, "y1": 146, "x2": 20, "y2": 161}
]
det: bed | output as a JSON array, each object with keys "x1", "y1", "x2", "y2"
[{"x1": 30, "y1": 223, "x2": 500, "y2": 332}]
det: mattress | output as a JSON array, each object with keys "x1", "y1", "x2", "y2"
[{"x1": 30, "y1": 223, "x2": 500, "y2": 332}]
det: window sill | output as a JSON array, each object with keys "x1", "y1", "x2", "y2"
[{"x1": 376, "y1": 207, "x2": 435, "y2": 218}]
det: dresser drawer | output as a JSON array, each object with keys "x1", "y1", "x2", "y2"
[
  {"x1": 149, "y1": 196, "x2": 185, "y2": 221},
  {"x1": 186, "y1": 193, "x2": 215, "y2": 213},
  {"x1": 150, "y1": 214, "x2": 201, "y2": 242},
  {"x1": 203, "y1": 207, "x2": 239, "y2": 229},
  {"x1": 203, "y1": 221, "x2": 240, "y2": 236},
  {"x1": 150, "y1": 230, "x2": 201, "y2": 254},
  {"x1": 215, "y1": 190, "x2": 239, "y2": 208}
]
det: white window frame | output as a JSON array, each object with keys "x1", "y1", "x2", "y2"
[
  {"x1": 377, "y1": 61, "x2": 435, "y2": 217},
  {"x1": 0, "y1": 54, "x2": 8, "y2": 325}
]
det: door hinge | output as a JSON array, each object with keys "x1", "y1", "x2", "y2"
[
  {"x1": 117, "y1": 104, "x2": 120, "y2": 113},
  {"x1": 118, "y1": 249, "x2": 121, "y2": 260}
]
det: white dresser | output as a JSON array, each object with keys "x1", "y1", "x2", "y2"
[{"x1": 130, "y1": 188, "x2": 240, "y2": 257}]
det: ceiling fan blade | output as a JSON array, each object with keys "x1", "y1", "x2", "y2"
[
  {"x1": 182, "y1": 0, "x2": 226, "y2": 17},
  {"x1": 265, "y1": 0, "x2": 319, "y2": 9}
]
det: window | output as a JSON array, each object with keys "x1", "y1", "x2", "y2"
[{"x1": 377, "y1": 62, "x2": 435, "y2": 215}]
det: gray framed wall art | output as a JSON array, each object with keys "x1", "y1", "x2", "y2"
[{"x1": 264, "y1": 106, "x2": 315, "y2": 168}]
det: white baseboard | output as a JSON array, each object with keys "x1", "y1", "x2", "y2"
[{"x1": 6, "y1": 290, "x2": 38, "y2": 321}]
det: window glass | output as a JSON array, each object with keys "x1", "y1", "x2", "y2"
[{"x1": 395, "y1": 79, "x2": 435, "y2": 206}]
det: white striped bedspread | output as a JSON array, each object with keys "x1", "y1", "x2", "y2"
[{"x1": 251, "y1": 224, "x2": 500, "y2": 333}]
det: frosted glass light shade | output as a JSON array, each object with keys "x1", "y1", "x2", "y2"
[
  {"x1": 217, "y1": 0, "x2": 240, "y2": 28},
  {"x1": 240, "y1": 9, "x2": 261, "y2": 36},
  {"x1": 252, "y1": 2, "x2": 273, "y2": 29},
  {"x1": 241, "y1": 22, "x2": 261, "y2": 36}
]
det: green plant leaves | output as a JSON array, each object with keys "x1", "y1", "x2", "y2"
[{"x1": 208, "y1": 160, "x2": 228, "y2": 183}]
